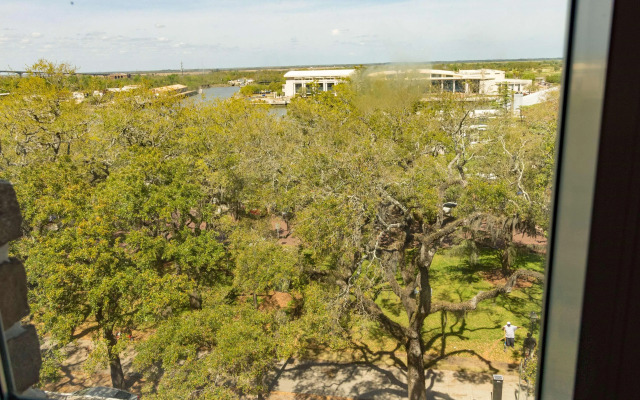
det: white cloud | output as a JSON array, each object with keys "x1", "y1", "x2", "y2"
[{"x1": 1, "y1": 0, "x2": 568, "y2": 71}]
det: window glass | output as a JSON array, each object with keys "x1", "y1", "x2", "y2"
[{"x1": 0, "y1": 1, "x2": 569, "y2": 399}]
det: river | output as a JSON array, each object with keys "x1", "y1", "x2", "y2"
[
  {"x1": 184, "y1": 86, "x2": 287, "y2": 117},
  {"x1": 186, "y1": 86, "x2": 240, "y2": 104}
]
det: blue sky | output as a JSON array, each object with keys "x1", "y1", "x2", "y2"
[{"x1": 0, "y1": 0, "x2": 568, "y2": 72}]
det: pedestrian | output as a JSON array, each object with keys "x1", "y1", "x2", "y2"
[
  {"x1": 523, "y1": 332, "x2": 537, "y2": 358},
  {"x1": 502, "y1": 321, "x2": 519, "y2": 351}
]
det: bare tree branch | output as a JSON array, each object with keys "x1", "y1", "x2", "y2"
[
  {"x1": 422, "y1": 212, "x2": 483, "y2": 246},
  {"x1": 339, "y1": 280, "x2": 408, "y2": 342},
  {"x1": 377, "y1": 186, "x2": 409, "y2": 215}
]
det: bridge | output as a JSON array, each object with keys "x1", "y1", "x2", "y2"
[
  {"x1": 0, "y1": 71, "x2": 103, "y2": 76},
  {"x1": 0, "y1": 70, "x2": 26, "y2": 76}
]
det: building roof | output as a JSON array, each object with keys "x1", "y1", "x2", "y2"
[
  {"x1": 416, "y1": 69, "x2": 463, "y2": 77},
  {"x1": 502, "y1": 78, "x2": 532, "y2": 84},
  {"x1": 284, "y1": 69, "x2": 355, "y2": 79},
  {"x1": 152, "y1": 84, "x2": 187, "y2": 93},
  {"x1": 105, "y1": 85, "x2": 141, "y2": 92},
  {"x1": 368, "y1": 69, "x2": 464, "y2": 79}
]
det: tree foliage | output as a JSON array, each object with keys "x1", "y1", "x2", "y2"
[{"x1": 0, "y1": 61, "x2": 556, "y2": 399}]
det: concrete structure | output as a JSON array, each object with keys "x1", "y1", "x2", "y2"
[
  {"x1": 228, "y1": 78, "x2": 254, "y2": 86},
  {"x1": 0, "y1": 180, "x2": 43, "y2": 396},
  {"x1": 458, "y1": 69, "x2": 531, "y2": 94},
  {"x1": 108, "y1": 73, "x2": 130, "y2": 80},
  {"x1": 151, "y1": 84, "x2": 188, "y2": 96},
  {"x1": 105, "y1": 85, "x2": 141, "y2": 93},
  {"x1": 512, "y1": 87, "x2": 560, "y2": 111},
  {"x1": 283, "y1": 69, "x2": 355, "y2": 97},
  {"x1": 368, "y1": 68, "x2": 532, "y2": 95}
]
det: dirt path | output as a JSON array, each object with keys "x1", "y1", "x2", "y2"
[
  {"x1": 267, "y1": 359, "x2": 524, "y2": 400},
  {"x1": 41, "y1": 337, "x2": 144, "y2": 394},
  {"x1": 42, "y1": 335, "x2": 521, "y2": 399}
]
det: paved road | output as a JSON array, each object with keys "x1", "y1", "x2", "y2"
[{"x1": 268, "y1": 359, "x2": 529, "y2": 400}]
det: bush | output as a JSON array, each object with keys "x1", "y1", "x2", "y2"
[
  {"x1": 545, "y1": 73, "x2": 562, "y2": 84},
  {"x1": 240, "y1": 84, "x2": 260, "y2": 96},
  {"x1": 520, "y1": 71, "x2": 536, "y2": 80}
]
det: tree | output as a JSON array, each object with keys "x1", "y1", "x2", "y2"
[
  {"x1": 0, "y1": 60, "x2": 90, "y2": 168},
  {"x1": 230, "y1": 227, "x2": 300, "y2": 308},
  {"x1": 2, "y1": 61, "x2": 554, "y2": 398},
  {"x1": 262, "y1": 80, "x2": 549, "y2": 399},
  {"x1": 134, "y1": 301, "x2": 278, "y2": 398},
  {"x1": 468, "y1": 91, "x2": 558, "y2": 273},
  {"x1": 2, "y1": 62, "x2": 232, "y2": 388},
  {"x1": 18, "y1": 150, "x2": 232, "y2": 388}
]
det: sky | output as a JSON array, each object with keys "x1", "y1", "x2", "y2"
[{"x1": 0, "y1": 0, "x2": 569, "y2": 73}]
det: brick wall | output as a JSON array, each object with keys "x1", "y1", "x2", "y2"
[{"x1": 0, "y1": 180, "x2": 43, "y2": 394}]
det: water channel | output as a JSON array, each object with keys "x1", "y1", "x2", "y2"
[{"x1": 184, "y1": 86, "x2": 287, "y2": 117}]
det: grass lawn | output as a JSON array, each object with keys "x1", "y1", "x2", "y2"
[{"x1": 359, "y1": 247, "x2": 545, "y2": 369}]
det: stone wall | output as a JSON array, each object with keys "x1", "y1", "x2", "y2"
[{"x1": 0, "y1": 180, "x2": 42, "y2": 394}]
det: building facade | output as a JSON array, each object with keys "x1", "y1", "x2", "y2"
[
  {"x1": 368, "y1": 68, "x2": 532, "y2": 95},
  {"x1": 283, "y1": 69, "x2": 355, "y2": 97}
]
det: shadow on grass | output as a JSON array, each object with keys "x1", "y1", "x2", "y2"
[
  {"x1": 424, "y1": 313, "x2": 500, "y2": 358},
  {"x1": 424, "y1": 349, "x2": 499, "y2": 374},
  {"x1": 350, "y1": 341, "x2": 408, "y2": 371},
  {"x1": 379, "y1": 296, "x2": 404, "y2": 318},
  {"x1": 495, "y1": 288, "x2": 543, "y2": 335}
]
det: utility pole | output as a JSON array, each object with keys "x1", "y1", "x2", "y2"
[{"x1": 181, "y1": 61, "x2": 184, "y2": 76}]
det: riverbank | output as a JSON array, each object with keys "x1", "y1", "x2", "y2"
[{"x1": 198, "y1": 83, "x2": 232, "y2": 89}]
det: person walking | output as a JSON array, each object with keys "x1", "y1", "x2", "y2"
[
  {"x1": 523, "y1": 332, "x2": 537, "y2": 359},
  {"x1": 502, "y1": 321, "x2": 519, "y2": 351}
]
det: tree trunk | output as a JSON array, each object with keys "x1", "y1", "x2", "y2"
[
  {"x1": 406, "y1": 334, "x2": 427, "y2": 400},
  {"x1": 501, "y1": 247, "x2": 510, "y2": 274},
  {"x1": 501, "y1": 230, "x2": 514, "y2": 274},
  {"x1": 440, "y1": 311, "x2": 447, "y2": 357},
  {"x1": 104, "y1": 327, "x2": 126, "y2": 389}
]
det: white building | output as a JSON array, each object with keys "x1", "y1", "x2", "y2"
[
  {"x1": 368, "y1": 68, "x2": 532, "y2": 95},
  {"x1": 105, "y1": 85, "x2": 141, "y2": 93},
  {"x1": 512, "y1": 87, "x2": 560, "y2": 111},
  {"x1": 283, "y1": 69, "x2": 355, "y2": 97}
]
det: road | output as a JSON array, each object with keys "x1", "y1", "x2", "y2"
[{"x1": 267, "y1": 359, "x2": 528, "y2": 400}]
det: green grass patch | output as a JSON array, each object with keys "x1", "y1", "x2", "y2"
[{"x1": 364, "y1": 248, "x2": 545, "y2": 366}]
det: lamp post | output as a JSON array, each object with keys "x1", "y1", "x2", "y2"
[{"x1": 529, "y1": 311, "x2": 539, "y2": 332}]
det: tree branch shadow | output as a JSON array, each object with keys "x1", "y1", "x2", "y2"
[
  {"x1": 424, "y1": 349, "x2": 499, "y2": 375},
  {"x1": 279, "y1": 358, "x2": 407, "y2": 399}
]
